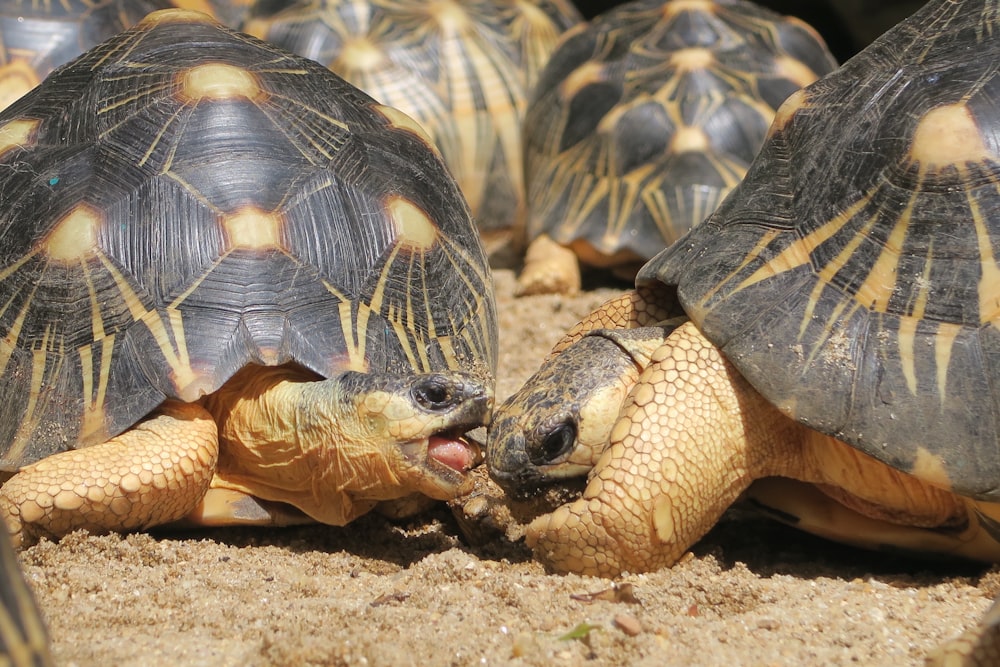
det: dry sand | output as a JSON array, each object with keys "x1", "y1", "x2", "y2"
[{"x1": 16, "y1": 268, "x2": 1000, "y2": 666}]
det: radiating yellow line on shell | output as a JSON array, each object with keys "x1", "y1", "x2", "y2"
[
  {"x1": 935, "y1": 321, "x2": 962, "y2": 405},
  {"x1": 730, "y1": 195, "x2": 873, "y2": 300},
  {"x1": 434, "y1": 235, "x2": 494, "y2": 369},
  {"x1": 851, "y1": 199, "x2": 914, "y2": 313},
  {"x1": 968, "y1": 179, "x2": 1000, "y2": 324},
  {"x1": 96, "y1": 253, "x2": 198, "y2": 394},
  {"x1": 798, "y1": 277, "x2": 828, "y2": 341},
  {"x1": 259, "y1": 94, "x2": 350, "y2": 162},
  {"x1": 437, "y1": 332, "x2": 461, "y2": 371},
  {"x1": 7, "y1": 329, "x2": 57, "y2": 463},
  {"x1": 0, "y1": 249, "x2": 36, "y2": 284},
  {"x1": 897, "y1": 314, "x2": 920, "y2": 396},
  {"x1": 0, "y1": 274, "x2": 35, "y2": 375},
  {"x1": 401, "y1": 250, "x2": 433, "y2": 373},
  {"x1": 367, "y1": 244, "x2": 422, "y2": 373},
  {"x1": 336, "y1": 300, "x2": 366, "y2": 372},
  {"x1": 692, "y1": 228, "x2": 780, "y2": 319},
  {"x1": 895, "y1": 246, "x2": 936, "y2": 398},
  {"x1": 137, "y1": 103, "x2": 185, "y2": 168},
  {"x1": 166, "y1": 307, "x2": 192, "y2": 376},
  {"x1": 76, "y1": 336, "x2": 116, "y2": 443},
  {"x1": 604, "y1": 163, "x2": 653, "y2": 242}
]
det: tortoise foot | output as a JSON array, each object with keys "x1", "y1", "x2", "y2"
[
  {"x1": 0, "y1": 402, "x2": 218, "y2": 548},
  {"x1": 515, "y1": 234, "x2": 581, "y2": 296},
  {"x1": 183, "y1": 488, "x2": 314, "y2": 527}
]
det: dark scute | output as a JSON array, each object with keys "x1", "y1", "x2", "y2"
[
  {"x1": 668, "y1": 64, "x2": 743, "y2": 99},
  {"x1": 248, "y1": 5, "x2": 345, "y2": 64},
  {"x1": 968, "y1": 75, "x2": 1000, "y2": 159},
  {"x1": 613, "y1": 102, "x2": 669, "y2": 175},
  {"x1": 96, "y1": 176, "x2": 227, "y2": 306},
  {"x1": 755, "y1": 76, "x2": 808, "y2": 115},
  {"x1": 147, "y1": 104, "x2": 317, "y2": 212},
  {"x1": 694, "y1": 98, "x2": 771, "y2": 165},
  {"x1": 530, "y1": 29, "x2": 598, "y2": 103},
  {"x1": 774, "y1": 20, "x2": 838, "y2": 76},
  {"x1": 560, "y1": 81, "x2": 623, "y2": 152},
  {"x1": 651, "y1": 9, "x2": 731, "y2": 50}
]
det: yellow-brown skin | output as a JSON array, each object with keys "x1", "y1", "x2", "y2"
[
  {"x1": 0, "y1": 402, "x2": 216, "y2": 549},
  {"x1": 0, "y1": 366, "x2": 489, "y2": 548},
  {"x1": 506, "y1": 290, "x2": 1000, "y2": 577},
  {"x1": 516, "y1": 234, "x2": 646, "y2": 296},
  {"x1": 516, "y1": 234, "x2": 583, "y2": 296},
  {"x1": 926, "y1": 596, "x2": 1000, "y2": 666}
]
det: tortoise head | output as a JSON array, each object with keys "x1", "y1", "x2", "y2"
[
  {"x1": 487, "y1": 331, "x2": 650, "y2": 499},
  {"x1": 208, "y1": 366, "x2": 493, "y2": 525},
  {"x1": 311, "y1": 370, "x2": 493, "y2": 500}
]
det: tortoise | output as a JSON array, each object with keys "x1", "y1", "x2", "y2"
[
  {"x1": 0, "y1": 0, "x2": 179, "y2": 111},
  {"x1": 514, "y1": 0, "x2": 838, "y2": 295},
  {"x1": 0, "y1": 528, "x2": 50, "y2": 666},
  {"x1": 243, "y1": 0, "x2": 582, "y2": 252},
  {"x1": 487, "y1": 0, "x2": 1000, "y2": 580},
  {"x1": 0, "y1": 9, "x2": 497, "y2": 549}
]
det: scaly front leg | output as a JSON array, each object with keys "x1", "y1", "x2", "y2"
[
  {"x1": 0, "y1": 401, "x2": 218, "y2": 548},
  {"x1": 526, "y1": 321, "x2": 799, "y2": 576}
]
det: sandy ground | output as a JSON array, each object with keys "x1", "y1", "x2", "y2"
[{"x1": 15, "y1": 268, "x2": 1000, "y2": 667}]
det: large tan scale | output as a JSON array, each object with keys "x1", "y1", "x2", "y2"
[
  {"x1": 487, "y1": 0, "x2": 1000, "y2": 663},
  {"x1": 0, "y1": 10, "x2": 498, "y2": 550}
]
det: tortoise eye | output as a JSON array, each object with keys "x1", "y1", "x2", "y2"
[
  {"x1": 529, "y1": 421, "x2": 577, "y2": 466},
  {"x1": 412, "y1": 377, "x2": 454, "y2": 411}
]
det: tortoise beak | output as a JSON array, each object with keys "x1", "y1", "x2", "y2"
[{"x1": 400, "y1": 376, "x2": 493, "y2": 498}]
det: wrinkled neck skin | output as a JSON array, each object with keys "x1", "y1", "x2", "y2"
[{"x1": 202, "y1": 365, "x2": 419, "y2": 526}]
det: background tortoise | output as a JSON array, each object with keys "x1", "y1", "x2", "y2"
[
  {"x1": 515, "y1": 0, "x2": 837, "y2": 295},
  {"x1": 0, "y1": 0, "x2": 177, "y2": 111},
  {"x1": 0, "y1": 9, "x2": 497, "y2": 548},
  {"x1": 243, "y1": 0, "x2": 582, "y2": 252},
  {"x1": 488, "y1": 0, "x2": 1000, "y2": 578}
]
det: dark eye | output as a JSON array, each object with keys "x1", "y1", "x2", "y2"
[
  {"x1": 412, "y1": 377, "x2": 454, "y2": 411},
  {"x1": 528, "y1": 421, "x2": 577, "y2": 466}
]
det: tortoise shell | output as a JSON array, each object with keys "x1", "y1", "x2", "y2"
[
  {"x1": 523, "y1": 0, "x2": 837, "y2": 266},
  {"x1": 0, "y1": 526, "x2": 49, "y2": 664},
  {"x1": 0, "y1": 0, "x2": 175, "y2": 111},
  {"x1": 178, "y1": 0, "x2": 254, "y2": 27},
  {"x1": 0, "y1": 9, "x2": 497, "y2": 469},
  {"x1": 639, "y1": 0, "x2": 1000, "y2": 499},
  {"x1": 243, "y1": 0, "x2": 582, "y2": 239}
]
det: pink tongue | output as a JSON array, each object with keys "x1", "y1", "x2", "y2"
[{"x1": 428, "y1": 436, "x2": 476, "y2": 472}]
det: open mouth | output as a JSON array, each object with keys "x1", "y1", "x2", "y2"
[
  {"x1": 401, "y1": 426, "x2": 485, "y2": 498},
  {"x1": 428, "y1": 432, "x2": 482, "y2": 472}
]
